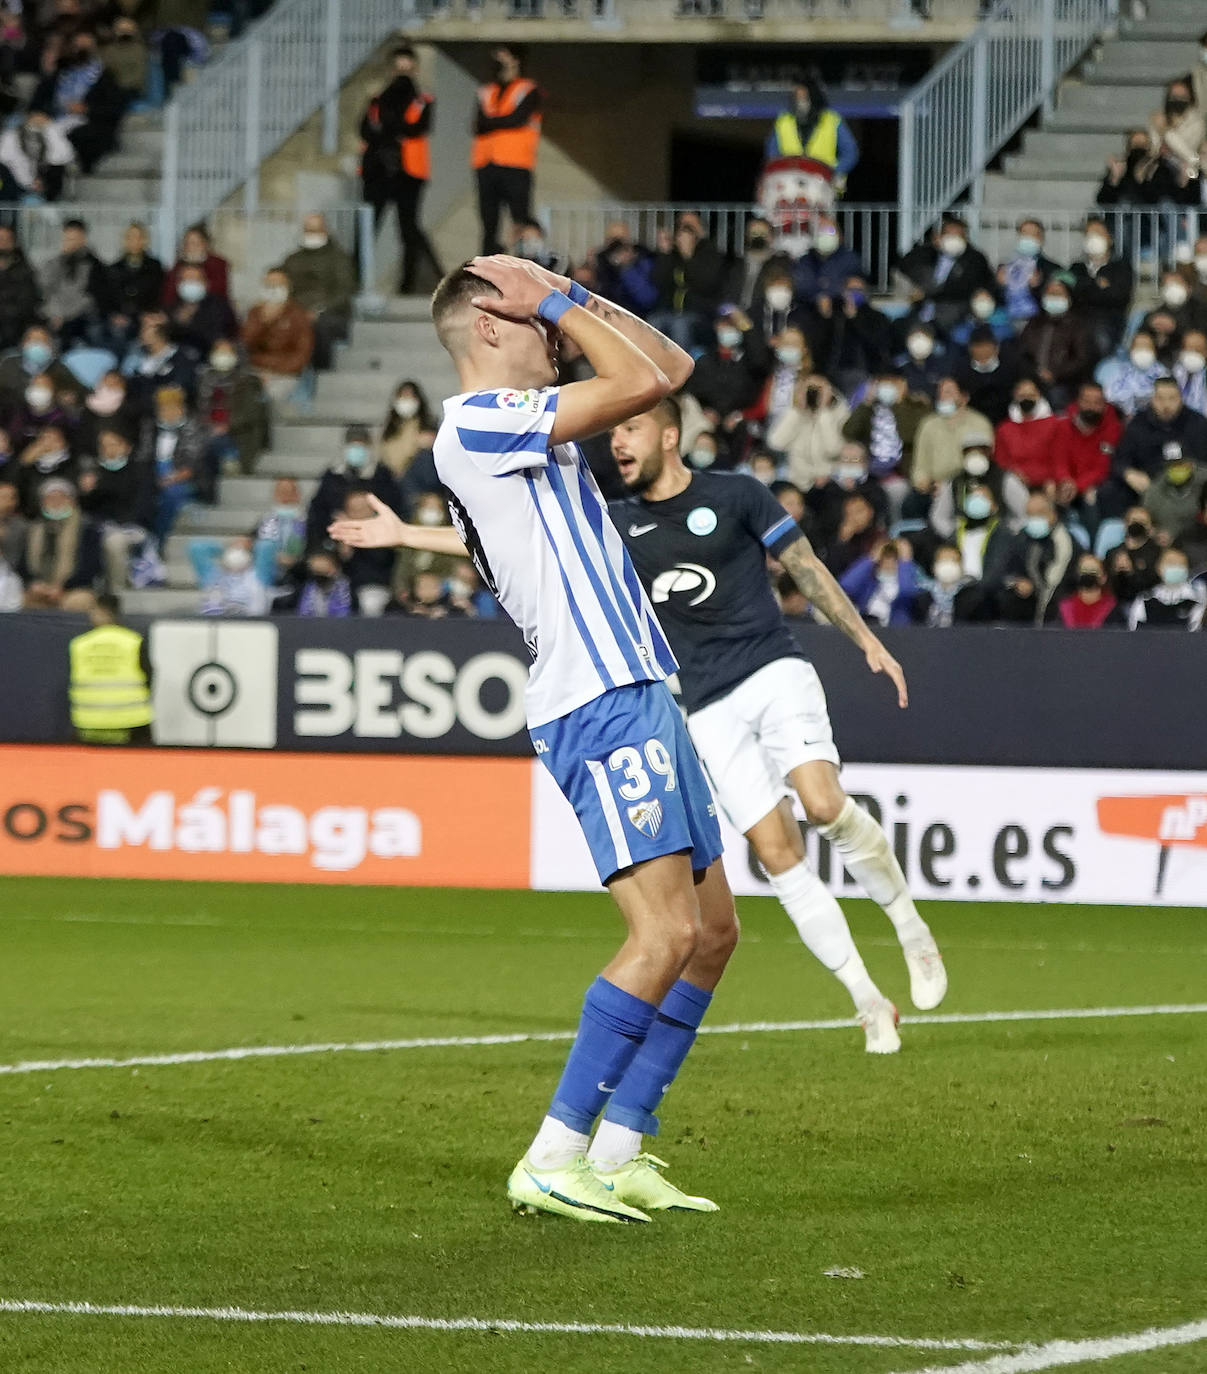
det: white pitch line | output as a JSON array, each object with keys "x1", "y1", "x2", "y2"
[
  {"x1": 1, "y1": 1003, "x2": 1204, "y2": 1078},
  {"x1": 892, "y1": 1315, "x2": 1207, "y2": 1373},
  {"x1": 0, "y1": 1297, "x2": 1016, "y2": 1351}
]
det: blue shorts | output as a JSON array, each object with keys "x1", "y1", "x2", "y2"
[{"x1": 532, "y1": 681, "x2": 723, "y2": 886}]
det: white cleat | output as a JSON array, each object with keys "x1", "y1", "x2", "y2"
[
  {"x1": 903, "y1": 931, "x2": 948, "y2": 1011},
  {"x1": 858, "y1": 997, "x2": 901, "y2": 1054}
]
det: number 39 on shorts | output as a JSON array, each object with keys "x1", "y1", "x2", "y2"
[{"x1": 607, "y1": 739, "x2": 677, "y2": 801}]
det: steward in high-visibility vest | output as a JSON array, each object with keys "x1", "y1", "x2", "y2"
[
  {"x1": 765, "y1": 71, "x2": 859, "y2": 191},
  {"x1": 68, "y1": 595, "x2": 152, "y2": 745},
  {"x1": 473, "y1": 44, "x2": 543, "y2": 255}
]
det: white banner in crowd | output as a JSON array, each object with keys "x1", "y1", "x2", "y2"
[{"x1": 531, "y1": 764, "x2": 1207, "y2": 906}]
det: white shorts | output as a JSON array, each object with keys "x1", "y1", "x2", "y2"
[{"x1": 686, "y1": 657, "x2": 841, "y2": 836}]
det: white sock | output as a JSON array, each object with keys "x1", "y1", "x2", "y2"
[
  {"x1": 527, "y1": 1115, "x2": 590, "y2": 1171},
  {"x1": 820, "y1": 798, "x2": 928, "y2": 944},
  {"x1": 767, "y1": 860, "x2": 879, "y2": 1010},
  {"x1": 587, "y1": 1120, "x2": 644, "y2": 1170}
]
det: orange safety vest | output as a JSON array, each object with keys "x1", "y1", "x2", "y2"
[
  {"x1": 401, "y1": 95, "x2": 432, "y2": 180},
  {"x1": 471, "y1": 78, "x2": 541, "y2": 171}
]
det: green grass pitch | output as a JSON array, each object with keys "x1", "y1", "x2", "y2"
[{"x1": 1, "y1": 876, "x2": 1205, "y2": 1372}]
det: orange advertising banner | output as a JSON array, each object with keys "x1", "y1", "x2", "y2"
[{"x1": 0, "y1": 746, "x2": 532, "y2": 887}]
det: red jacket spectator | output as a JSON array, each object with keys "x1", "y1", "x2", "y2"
[
  {"x1": 1050, "y1": 403, "x2": 1122, "y2": 493},
  {"x1": 995, "y1": 413, "x2": 1064, "y2": 487}
]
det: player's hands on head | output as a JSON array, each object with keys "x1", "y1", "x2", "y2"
[
  {"x1": 492, "y1": 253, "x2": 573, "y2": 298},
  {"x1": 865, "y1": 641, "x2": 909, "y2": 710},
  {"x1": 327, "y1": 493, "x2": 407, "y2": 549},
  {"x1": 469, "y1": 255, "x2": 554, "y2": 322}
]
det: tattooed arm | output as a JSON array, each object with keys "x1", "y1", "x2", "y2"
[{"x1": 778, "y1": 536, "x2": 909, "y2": 708}]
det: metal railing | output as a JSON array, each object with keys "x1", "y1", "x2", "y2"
[
  {"x1": 403, "y1": 0, "x2": 979, "y2": 21},
  {"x1": 161, "y1": 0, "x2": 402, "y2": 250},
  {"x1": 897, "y1": 0, "x2": 1119, "y2": 255},
  {"x1": 541, "y1": 200, "x2": 1207, "y2": 294},
  {"x1": 11, "y1": 201, "x2": 376, "y2": 302}
]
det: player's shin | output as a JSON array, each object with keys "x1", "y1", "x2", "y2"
[
  {"x1": 587, "y1": 978, "x2": 712, "y2": 1169},
  {"x1": 766, "y1": 860, "x2": 880, "y2": 1010},
  {"x1": 527, "y1": 976, "x2": 658, "y2": 1171}
]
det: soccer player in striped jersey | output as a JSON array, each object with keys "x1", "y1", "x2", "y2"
[{"x1": 330, "y1": 256, "x2": 738, "y2": 1223}]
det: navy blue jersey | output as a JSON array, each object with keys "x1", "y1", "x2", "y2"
[{"x1": 610, "y1": 471, "x2": 807, "y2": 713}]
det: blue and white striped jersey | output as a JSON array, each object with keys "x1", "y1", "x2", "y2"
[{"x1": 434, "y1": 386, "x2": 677, "y2": 727}]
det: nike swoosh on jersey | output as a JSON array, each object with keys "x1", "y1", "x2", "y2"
[{"x1": 628, "y1": 523, "x2": 657, "y2": 536}]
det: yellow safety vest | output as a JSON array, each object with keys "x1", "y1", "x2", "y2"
[
  {"x1": 68, "y1": 624, "x2": 152, "y2": 732},
  {"x1": 772, "y1": 109, "x2": 841, "y2": 168}
]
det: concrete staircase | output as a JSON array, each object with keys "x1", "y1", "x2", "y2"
[
  {"x1": 980, "y1": 0, "x2": 1205, "y2": 215},
  {"x1": 72, "y1": 111, "x2": 164, "y2": 209},
  {"x1": 123, "y1": 297, "x2": 459, "y2": 615}
]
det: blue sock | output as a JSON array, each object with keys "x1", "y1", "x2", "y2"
[
  {"x1": 547, "y1": 977, "x2": 658, "y2": 1135},
  {"x1": 604, "y1": 979, "x2": 713, "y2": 1137}
]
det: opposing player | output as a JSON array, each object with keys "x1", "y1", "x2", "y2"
[
  {"x1": 330, "y1": 257, "x2": 738, "y2": 1223},
  {"x1": 610, "y1": 398, "x2": 947, "y2": 1053}
]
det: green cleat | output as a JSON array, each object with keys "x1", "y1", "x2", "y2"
[
  {"x1": 507, "y1": 1155, "x2": 651, "y2": 1224},
  {"x1": 593, "y1": 1153, "x2": 719, "y2": 1213}
]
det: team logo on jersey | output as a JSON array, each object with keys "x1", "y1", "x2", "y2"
[
  {"x1": 651, "y1": 563, "x2": 716, "y2": 607},
  {"x1": 626, "y1": 798, "x2": 664, "y2": 839},
  {"x1": 497, "y1": 388, "x2": 542, "y2": 412},
  {"x1": 686, "y1": 506, "x2": 718, "y2": 536}
]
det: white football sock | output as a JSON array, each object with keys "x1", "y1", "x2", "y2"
[
  {"x1": 767, "y1": 860, "x2": 880, "y2": 1010},
  {"x1": 587, "y1": 1120, "x2": 644, "y2": 1170},
  {"x1": 820, "y1": 798, "x2": 928, "y2": 945},
  {"x1": 526, "y1": 1115, "x2": 590, "y2": 1171}
]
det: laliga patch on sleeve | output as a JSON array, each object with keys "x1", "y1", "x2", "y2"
[{"x1": 497, "y1": 388, "x2": 542, "y2": 412}]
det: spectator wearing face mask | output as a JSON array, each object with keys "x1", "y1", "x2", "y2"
[
  {"x1": 13, "y1": 423, "x2": 77, "y2": 516},
  {"x1": 992, "y1": 491, "x2": 1075, "y2": 624},
  {"x1": 650, "y1": 217, "x2": 728, "y2": 352},
  {"x1": 1097, "y1": 127, "x2": 1178, "y2": 208},
  {"x1": 1048, "y1": 552, "x2": 1122, "y2": 628},
  {"x1": 995, "y1": 378, "x2": 1061, "y2": 490},
  {"x1": 1143, "y1": 442, "x2": 1207, "y2": 542},
  {"x1": 280, "y1": 214, "x2": 357, "y2": 371},
  {"x1": 840, "y1": 538, "x2": 920, "y2": 627},
  {"x1": 917, "y1": 542, "x2": 981, "y2": 627},
  {"x1": 896, "y1": 323, "x2": 946, "y2": 402},
  {"x1": 734, "y1": 215, "x2": 789, "y2": 313},
  {"x1": 0, "y1": 227, "x2": 41, "y2": 356},
  {"x1": 592, "y1": 222, "x2": 659, "y2": 319},
  {"x1": 1111, "y1": 377, "x2": 1207, "y2": 513},
  {"x1": 1173, "y1": 328, "x2": 1207, "y2": 415},
  {"x1": 103, "y1": 222, "x2": 165, "y2": 355},
  {"x1": 996, "y1": 217, "x2": 1062, "y2": 325},
  {"x1": 1051, "y1": 382, "x2": 1122, "y2": 519},
  {"x1": 242, "y1": 270, "x2": 314, "y2": 404},
  {"x1": 1068, "y1": 219, "x2": 1133, "y2": 357},
  {"x1": 1104, "y1": 505, "x2": 1163, "y2": 600},
  {"x1": 909, "y1": 376, "x2": 994, "y2": 495},
  {"x1": 684, "y1": 308, "x2": 769, "y2": 464},
  {"x1": 793, "y1": 215, "x2": 862, "y2": 308},
  {"x1": 749, "y1": 326, "x2": 813, "y2": 437},
  {"x1": 802, "y1": 441, "x2": 889, "y2": 543},
  {"x1": 122, "y1": 314, "x2": 195, "y2": 416},
  {"x1": 954, "y1": 324, "x2": 1020, "y2": 427},
  {"x1": 195, "y1": 340, "x2": 270, "y2": 481},
  {"x1": 750, "y1": 264, "x2": 818, "y2": 355},
  {"x1": 77, "y1": 427, "x2": 155, "y2": 591},
  {"x1": 167, "y1": 264, "x2": 239, "y2": 357},
  {"x1": 1148, "y1": 79, "x2": 1204, "y2": 187},
  {"x1": 39, "y1": 219, "x2": 106, "y2": 350},
  {"x1": 164, "y1": 225, "x2": 231, "y2": 310},
  {"x1": 822, "y1": 274, "x2": 894, "y2": 397},
  {"x1": 306, "y1": 424, "x2": 400, "y2": 550},
  {"x1": 927, "y1": 438, "x2": 1028, "y2": 540},
  {"x1": 768, "y1": 373, "x2": 849, "y2": 492},
  {"x1": 947, "y1": 286, "x2": 1013, "y2": 348},
  {"x1": 78, "y1": 372, "x2": 137, "y2": 452},
  {"x1": 20, "y1": 477, "x2": 101, "y2": 610},
  {"x1": 842, "y1": 371, "x2": 930, "y2": 505},
  {"x1": 1128, "y1": 546, "x2": 1205, "y2": 629},
  {"x1": 745, "y1": 450, "x2": 782, "y2": 486},
  {"x1": 140, "y1": 386, "x2": 201, "y2": 544},
  {"x1": 0, "y1": 109, "x2": 73, "y2": 203},
  {"x1": 1148, "y1": 271, "x2": 1207, "y2": 338},
  {"x1": 5, "y1": 372, "x2": 76, "y2": 453},
  {"x1": 378, "y1": 379, "x2": 437, "y2": 481},
  {"x1": 898, "y1": 215, "x2": 995, "y2": 335},
  {"x1": 1101, "y1": 329, "x2": 1165, "y2": 418},
  {"x1": 251, "y1": 477, "x2": 307, "y2": 588},
  {"x1": 199, "y1": 539, "x2": 271, "y2": 617},
  {"x1": 1017, "y1": 276, "x2": 1097, "y2": 411},
  {"x1": 392, "y1": 489, "x2": 462, "y2": 597},
  {"x1": 945, "y1": 481, "x2": 1016, "y2": 596},
  {"x1": 683, "y1": 429, "x2": 720, "y2": 472}
]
